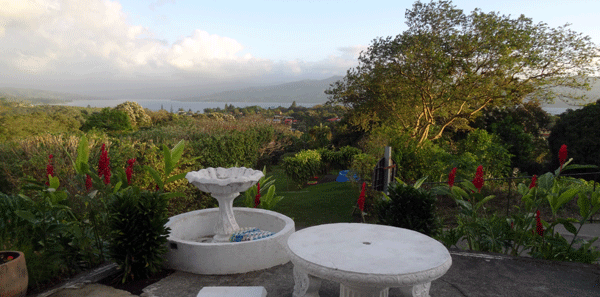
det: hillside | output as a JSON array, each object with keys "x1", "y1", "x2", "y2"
[
  {"x1": 178, "y1": 76, "x2": 343, "y2": 104},
  {"x1": 0, "y1": 87, "x2": 102, "y2": 104}
]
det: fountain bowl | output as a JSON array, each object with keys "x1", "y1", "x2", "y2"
[
  {"x1": 163, "y1": 207, "x2": 295, "y2": 275},
  {"x1": 185, "y1": 167, "x2": 264, "y2": 195}
]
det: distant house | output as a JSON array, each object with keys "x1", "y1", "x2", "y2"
[
  {"x1": 269, "y1": 115, "x2": 297, "y2": 124},
  {"x1": 283, "y1": 116, "x2": 298, "y2": 124},
  {"x1": 326, "y1": 117, "x2": 341, "y2": 122}
]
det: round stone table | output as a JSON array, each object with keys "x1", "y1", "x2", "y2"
[{"x1": 286, "y1": 223, "x2": 452, "y2": 297}]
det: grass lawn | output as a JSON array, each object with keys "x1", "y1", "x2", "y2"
[{"x1": 267, "y1": 166, "x2": 361, "y2": 229}]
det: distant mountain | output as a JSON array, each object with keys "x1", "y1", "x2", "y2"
[
  {"x1": 0, "y1": 87, "x2": 102, "y2": 103},
  {"x1": 178, "y1": 76, "x2": 343, "y2": 104}
]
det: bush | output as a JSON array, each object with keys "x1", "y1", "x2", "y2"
[
  {"x1": 81, "y1": 108, "x2": 132, "y2": 132},
  {"x1": 319, "y1": 146, "x2": 362, "y2": 171},
  {"x1": 375, "y1": 182, "x2": 440, "y2": 236},
  {"x1": 282, "y1": 149, "x2": 323, "y2": 188},
  {"x1": 108, "y1": 187, "x2": 170, "y2": 283}
]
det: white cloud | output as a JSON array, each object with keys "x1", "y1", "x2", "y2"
[{"x1": 0, "y1": 0, "x2": 359, "y2": 97}]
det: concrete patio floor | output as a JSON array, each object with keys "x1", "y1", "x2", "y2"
[{"x1": 40, "y1": 224, "x2": 600, "y2": 297}]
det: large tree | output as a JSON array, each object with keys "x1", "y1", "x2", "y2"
[{"x1": 326, "y1": 0, "x2": 599, "y2": 144}]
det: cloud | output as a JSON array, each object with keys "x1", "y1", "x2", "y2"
[
  {"x1": 0, "y1": 0, "x2": 359, "y2": 98},
  {"x1": 0, "y1": 0, "x2": 270, "y2": 78}
]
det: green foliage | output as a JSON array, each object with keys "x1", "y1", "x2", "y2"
[
  {"x1": 282, "y1": 149, "x2": 323, "y2": 188},
  {"x1": 471, "y1": 101, "x2": 551, "y2": 174},
  {"x1": 319, "y1": 146, "x2": 362, "y2": 171},
  {"x1": 376, "y1": 181, "x2": 440, "y2": 236},
  {"x1": 186, "y1": 127, "x2": 275, "y2": 168},
  {"x1": 0, "y1": 108, "x2": 83, "y2": 141},
  {"x1": 242, "y1": 167, "x2": 283, "y2": 210},
  {"x1": 350, "y1": 153, "x2": 377, "y2": 182},
  {"x1": 456, "y1": 129, "x2": 513, "y2": 178},
  {"x1": 326, "y1": 0, "x2": 598, "y2": 143},
  {"x1": 115, "y1": 101, "x2": 151, "y2": 128},
  {"x1": 434, "y1": 158, "x2": 600, "y2": 263},
  {"x1": 145, "y1": 139, "x2": 188, "y2": 196},
  {"x1": 305, "y1": 124, "x2": 332, "y2": 149},
  {"x1": 81, "y1": 108, "x2": 133, "y2": 132},
  {"x1": 548, "y1": 100, "x2": 600, "y2": 171},
  {"x1": 108, "y1": 187, "x2": 170, "y2": 283}
]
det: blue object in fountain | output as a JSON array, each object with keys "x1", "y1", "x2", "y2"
[
  {"x1": 336, "y1": 170, "x2": 357, "y2": 182},
  {"x1": 229, "y1": 227, "x2": 275, "y2": 242}
]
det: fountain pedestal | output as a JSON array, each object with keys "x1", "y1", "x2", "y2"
[
  {"x1": 185, "y1": 167, "x2": 264, "y2": 242},
  {"x1": 211, "y1": 192, "x2": 240, "y2": 242}
]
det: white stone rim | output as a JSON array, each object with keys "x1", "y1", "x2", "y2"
[
  {"x1": 166, "y1": 207, "x2": 295, "y2": 246},
  {"x1": 185, "y1": 167, "x2": 264, "y2": 188}
]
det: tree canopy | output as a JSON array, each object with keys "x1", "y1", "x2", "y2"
[
  {"x1": 326, "y1": 0, "x2": 599, "y2": 144},
  {"x1": 548, "y1": 100, "x2": 600, "y2": 171}
]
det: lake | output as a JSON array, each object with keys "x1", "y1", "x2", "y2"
[
  {"x1": 59, "y1": 99, "x2": 578, "y2": 115},
  {"x1": 59, "y1": 99, "x2": 316, "y2": 113}
]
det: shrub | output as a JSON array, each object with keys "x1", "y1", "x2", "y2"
[
  {"x1": 108, "y1": 187, "x2": 170, "y2": 283},
  {"x1": 115, "y1": 101, "x2": 151, "y2": 128},
  {"x1": 282, "y1": 149, "x2": 323, "y2": 188},
  {"x1": 81, "y1": 108, "x2": 132, "y2": 132},
  {"x1": 319, "y1": 146, "x2": 362, "y2": 171},
  {"x1": 375, "y1": 181, "x2": 440, "y2": 236}
]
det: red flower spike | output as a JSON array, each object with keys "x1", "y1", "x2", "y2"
[
  {"x1": 357, "y1": 182, "x2": 366, "y2": 212},
  {"x1": 558, "y1": 144, "x2": 568, "y2": 169},
  {"x1": 448, "y1": 167, "x2": 457, "y2": 189},
  {"x1": 85, "y1": 174, "x2": 92, "y2": 192},
  {"x1": 254, "y1": 182, "x2": 261, "y2": 208},
  {"x1": 529, "y1": 175, "x2": 537, "y2": 189},
  {"x1": 98, "y1": 144, "x2": 111, "y2": 185},
  {"x1": 472, "y1": 165, "x2": 484, "y2": 192},
  {"x1": 535, "y1": 210, "x2": 544, "y2": 236},
  {"x1": 125, "y1": 158, "x2": 135, "y2": 185},
  {"x1": 45, "y1": 154, "x2": 54, "y2": 186},
  {"x1": 7, "y1": 256, "x2": 13, "y2": 261}
]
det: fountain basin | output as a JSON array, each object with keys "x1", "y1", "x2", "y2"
[{"x1": 164, "y1": 207, "x2": 295, "y2": 275}]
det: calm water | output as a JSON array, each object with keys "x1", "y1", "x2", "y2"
[
  {"x1": 59, "y1": 99, "x2": 577, "y2": 115},
  {"x1": 59, "y1": 99, "x2": 316, "y2": 113}
]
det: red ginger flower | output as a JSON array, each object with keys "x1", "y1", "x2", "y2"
[
  {"x1": 45, "y1": 154, "x2": 54, "y2": 186},
  {"x1": 85, "y1": 174, "x2": 92, "y2": 192},
  {"x1": 472, "y1": 165, "x2": 484, "y2": 192},
  {"x1": 357, "y1": 182, "x2": 366, "y2": 212},
  {"x1": 98, "y1": 144, "x2": 111, "y2": 185},
  {"x1": 254, "y1": 182, "x2": 261, "y2": 208},
  {"x1": 529, "y1": 175, "x2": 537, "y2": 189},
  {"x1": 126, "y1": 158, "x2": 135, "y2": 185},
  {"x1": 558, "y1": 144, "x2": 568, "y2": 169},
  {"x1": 535, "y1": 210, "x2": 544, "y2": 236},
  {"x1": 448, "y1": 167, "x2": 457, "y2": 189}
]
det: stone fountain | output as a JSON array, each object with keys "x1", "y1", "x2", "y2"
[{"x1": 163, "y1": 167, "x2": 295, "y2": 275}]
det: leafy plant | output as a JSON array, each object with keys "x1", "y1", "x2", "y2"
[
  {"x1": 242, "y1": 167, "x2": 283, "y2": 210},
  {"x1": 145, "y1": 139, "x2": 188, "y2": 198},
  {"x1": 107, "y1": 187, "x2": 170, "y2": 283},
  {"x1": 376, "y1": 179, "x2": 440, "y2": 236},
  {"x1": 282, "y1": 149, "x2": 323, "y2": 188}
]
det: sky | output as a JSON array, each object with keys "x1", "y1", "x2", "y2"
[{"x1": 1, "y1": 0, "x2": 600, "y2": 99}]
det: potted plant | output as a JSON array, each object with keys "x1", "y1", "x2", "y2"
[{"x1": 0, "y1": 251, "x2": 28, "y2": 297}]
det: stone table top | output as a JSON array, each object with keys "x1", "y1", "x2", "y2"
[{"x1": 286, "y1": 223, "x2": 452, "y2": 288}]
